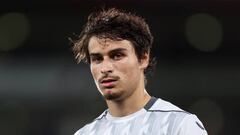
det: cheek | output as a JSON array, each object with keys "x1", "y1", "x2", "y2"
[
  {"x1": 117, "y1": 60, "x2": 140, "y2": 78},
  {"x1": 90, "y1": 65, "x2": 98, "y2": 80}
]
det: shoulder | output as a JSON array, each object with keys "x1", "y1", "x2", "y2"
[
  {"x1": 150, "y1": 98, "x2": 207, "y2": 135},
  {"x1": 147, "y1": 98, "x2": 191, "y2": 126},
  {"x1": 147, "y1": 97, "x2": 189, "y2": 114},
  {"x1": 177, "y1": 114, "x2": 208, "y2": 135},
  {"x1": 73, "y1": 110, "x2": 108, "y2": 135}
]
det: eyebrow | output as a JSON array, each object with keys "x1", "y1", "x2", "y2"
[{"x1": 89, "y1": 48, "x2": 127, "y2": 57}]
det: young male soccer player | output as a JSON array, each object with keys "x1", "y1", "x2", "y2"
[{"x1": 72, "y1": 7, "x2": 208, "y2": 135}]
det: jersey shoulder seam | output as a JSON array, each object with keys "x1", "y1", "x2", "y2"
[
  {"x1": 147, "y1": 109, "x2": 191, "y2": 115},
  {"x1": 95, "y1": 110, "x2": 108, "y2": 121}
]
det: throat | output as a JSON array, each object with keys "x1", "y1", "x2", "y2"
[{"x1": 106, "y1": 93, "x2": 151, "y2": 117}]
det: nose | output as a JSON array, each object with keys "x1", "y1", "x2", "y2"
[{"x1": 100, "y1": 59, "x2": 113, "y2": 74}]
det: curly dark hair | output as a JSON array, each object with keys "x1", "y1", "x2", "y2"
[{"x1": 71, "y1": 7, "x2": 156, "y2": 75}]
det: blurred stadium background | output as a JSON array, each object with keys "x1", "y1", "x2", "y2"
[{"x1": 0, "y1": 0, "x2": 239, "y2": 135}]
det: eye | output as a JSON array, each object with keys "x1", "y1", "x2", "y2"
[
  {"x1": 112, "y1": 53, "x2": 125, "y2": 60},
  {"x1": 90, "y1": 56, "x2": 103, "y2": 64}
]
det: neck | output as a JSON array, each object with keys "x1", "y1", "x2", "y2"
[{"x1": 106, "y1": 89, "x2": 151, "y2": 117}]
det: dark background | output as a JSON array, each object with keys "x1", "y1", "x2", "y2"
[{"x1": 0, "y1": 0, "x2": 239, "y2": 135}]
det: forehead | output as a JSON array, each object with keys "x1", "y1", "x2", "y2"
[{"x1": 88, "y1": 36, "x2": 134, "y2": 53}]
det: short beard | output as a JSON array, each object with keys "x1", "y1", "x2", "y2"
[{"x1": 103, "y1": 90, "x2": 124, "y2": 101}]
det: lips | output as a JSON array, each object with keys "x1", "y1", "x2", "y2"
[{"x1": 100, "y1": 78, "x2": 118, "y2": 88}]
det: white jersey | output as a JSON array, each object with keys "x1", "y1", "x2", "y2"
[{"x1": 74, "y1": 97, "x2": 208, "y2": 135}]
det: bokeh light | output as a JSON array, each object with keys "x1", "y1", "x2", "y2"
[
  {"x1": 189, "y1": 98, "x2": 224, "y2": 135},
  {"x1": 185, "y1": 13, "x2": 223, "y2": 52},
  {"x1": 0, "y1": 12, "x2": 30, "y2": 51}
]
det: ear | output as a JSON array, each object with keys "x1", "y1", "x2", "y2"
[{"x1": 139, "y1": 52, "x2": 149, "y2": 70}]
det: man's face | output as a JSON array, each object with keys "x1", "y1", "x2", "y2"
[{"x1": 88, "y1": 36, "x2": 148, "y2": 101}]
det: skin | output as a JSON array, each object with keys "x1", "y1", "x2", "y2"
[{"x1": 88, "y1": 36, "x2": 151, "y2": 117}]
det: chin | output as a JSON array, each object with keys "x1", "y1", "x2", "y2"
[
  {"x1": 103, "y1": 90, "x2": 123, "y2": 101},
  {"x1": 104, "y1": 94, "x2": 120, "y2": 100}
]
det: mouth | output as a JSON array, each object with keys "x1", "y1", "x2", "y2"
[{"x1": 100, "y1": 78, "x2": 118, "y2": 88}]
